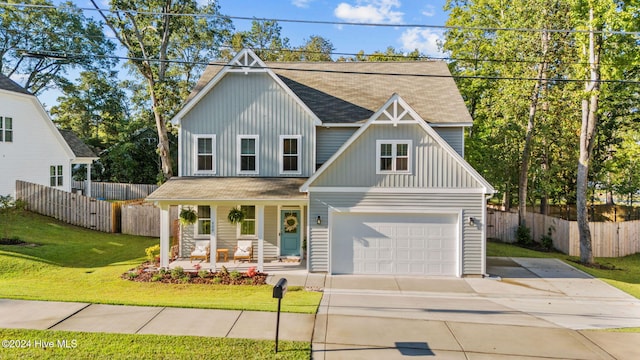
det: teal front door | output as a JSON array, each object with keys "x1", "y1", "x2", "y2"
[{"x1": 280, "y1": 210, "x2": 301, "y2": 256}]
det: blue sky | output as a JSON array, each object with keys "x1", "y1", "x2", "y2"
[
  {"x1": 218, "y1": 0, "x2": 449, "y2": 57},
  {"x1": 37, "y1": 0, "x2": 449, "y2": 107}
]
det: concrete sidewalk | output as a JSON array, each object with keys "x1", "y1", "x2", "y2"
[{"x1": 0, "y1": 299, "x2": 315, "y2": 342}]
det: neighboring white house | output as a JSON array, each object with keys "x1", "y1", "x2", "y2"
[
  {"x1": 0, "y1": 74, "x2": 97, "y2": 198},
  {"x1": 147, "y1": 49, "x2": 495, "y2": 277}
]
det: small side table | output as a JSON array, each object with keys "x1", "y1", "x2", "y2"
[{"x1": 216, "y1": 248, "x2": 229, "y2": 262}]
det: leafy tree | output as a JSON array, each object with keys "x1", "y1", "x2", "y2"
[
  {"x1": 0, "y1": 0, "x2": 116, "y2": 94},
  {"x1": 50, "y1": 70, "x2": 128, "y2": 150},
  {"x1": 337, "y1": 47, "x2": 421, "y2": 62},
  {"x1": 91, "y1": 0, "x2": 233, "y2": 181}
]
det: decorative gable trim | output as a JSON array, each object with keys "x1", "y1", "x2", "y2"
[
  {"x1": 171, "y1": 48, "x2": 322, "y2": 126},
  {"x1": 300, "y1": 93, "x2": 495, "y2": 194}
]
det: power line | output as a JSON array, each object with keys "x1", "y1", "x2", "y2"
[
  {"x1": 8, "y1": 48, "x2": 640, "y2": 85},
  {"x1": 1, "y1": 1, "x2": 639, "y2": 36}
]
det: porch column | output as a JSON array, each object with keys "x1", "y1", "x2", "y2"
[
  {"x1": 209, "y1": 205, "x2": 217, "y2": 272},
  {"x1": 159, "y1": 204, "x2": 170, "y2": 268},
  {"x1": 257, "y1": 204, "x2": 264, "y2": 272},
  {"x1": 85, "y1": 163, "x2": 92, "y2": 198}
]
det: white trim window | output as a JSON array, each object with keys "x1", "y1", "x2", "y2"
[
  {"x1": 238, "y1": 205, "x2": 256, "y2": 237},
  {"x1": 237, "y1": 135, "x2": 259, "y2": 174},
  {"x1": 196, "y1": 206, "x2": 211, "y2": 237},
  {"x1": 376, "y1": 140, "x2": 412, "y2": 174},
  {"x1": 279, "y1": 135, "x2": 301, "y2": 174},
  {"x1": 194, "y1": 135, "x2": 216, "y2": 174},
  {"x1": 50, "y1": 165, "x2": 63, "y2": 187},
  {"x1": 0, "y1": 116, "x2": 13, "y2": 142}
]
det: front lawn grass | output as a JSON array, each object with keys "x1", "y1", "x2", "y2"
[
  {"x1": 0, "y1": 328, "x2": 309, "y2": 359},
  {"x1": 0, "y1": 212, "x2": 321, "y2": 313},
  {"x1": 487, "y1": 241, "x2": 640, "y2": 299}
]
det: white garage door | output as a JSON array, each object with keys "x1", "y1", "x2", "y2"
[{"x1": 331, "y1": 213, "x2": 458, "y2": 276}]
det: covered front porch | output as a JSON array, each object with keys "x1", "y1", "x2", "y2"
[{"x1": 146, "y1": 177, "x2": 309, "y2": 273}]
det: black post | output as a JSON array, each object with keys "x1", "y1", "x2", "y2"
[{"x1": 275, "y1": 297, "x2": 281, "y2": 353}]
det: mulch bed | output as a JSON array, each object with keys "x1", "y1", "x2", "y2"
[{"x1": 122, "y1": 262, "x2": 268, "y2": 285}]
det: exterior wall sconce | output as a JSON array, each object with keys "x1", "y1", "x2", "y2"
[
  {"x1": 317, "y1": 216, "x2": 322, "y2": 225},
  {"x1": 469, "y1": 217, "x2": 476, "y2": 225}
]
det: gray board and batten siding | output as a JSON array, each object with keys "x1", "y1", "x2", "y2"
[
  {"x1": 308, "y1": 192, "x2": 485, "y2": 275},
  {"x1": 179, "y1": 72, "x2": 316, "y2": 177},
  {"x1": 310, "y1": 123, "x2": 480, "y2": 189}
]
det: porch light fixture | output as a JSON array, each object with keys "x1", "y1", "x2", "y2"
[
  {"x1": 469, "y1": 217, "x2": 476, "y2": 225},
  {"x1": 316, "y1": 216, "x2": 322, "y2": 225}
]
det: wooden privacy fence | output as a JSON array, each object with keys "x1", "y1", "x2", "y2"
[
  {"x1": 16, "y1": 181, "x2": 118, "y2": 233},
  {"x1": 487, "y1": 209, "x2": 640, "y2": 257},
  {"x1": 72, "y1": 180, "x2": 158, "y2": 200},
  {"x1": 121, "y1": 203, "x2": 178, "y2": 237}
]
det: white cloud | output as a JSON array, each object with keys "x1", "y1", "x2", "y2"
[
  {"x1": 400, "y1": 28, "x2": 445, "y2": 57},
  {"x1": 292, "y1": 0, "x2": 313, "y2": 8},
  {"x1": 421, "y1": 5, "x2": 435, "y2": 17},
  {"x1": 334, "y1": 0, "x2": 404, "y2": 24}
]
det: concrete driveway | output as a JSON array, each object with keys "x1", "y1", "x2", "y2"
[{"x1": 312, "y1": 257, "x2": 640, "y2": 359}]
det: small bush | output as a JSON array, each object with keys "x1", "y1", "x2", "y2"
[
  {"x1": 516, "y1": 225, "x2": 532, "y2": 245},
  {"x1": 540, "y1": 227, "x2": 554, "y2": 250},
  {"x1": 212, "y1": 277, "x2": 222, "y2": 284},
  {"x1": 127, "y1": 272, "x2": 139, "y2": 279},
  {"x1": 229, "y1": 270, "x2": 242, "y2": 280},
  {"x1": 151, "y1": 274, "x2": 163, "y2": 282},
  {"x1": 170, "y1": 266, "x2": 185, "y2": 280},
  {"x1": 198, "y1": 269, "x2": 209, "y2": 279},
  {"x1": 145, "y1": 244, "x2": 161, "y2": 262}
]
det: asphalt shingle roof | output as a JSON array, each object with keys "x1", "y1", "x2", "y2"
[
  {"x1": 188, "y1": 61, "x2": 472, "y2": 124},
  {"x1": 58, "y1": 129, "x2": 97, "y2": 158},
  {"x1": 0, "y1": 73, "x2": 31, "y2": 95},
  {"x1": 146, "y1": 177, "x2": 308, "y2": 202}
]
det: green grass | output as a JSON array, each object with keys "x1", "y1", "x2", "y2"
[
  {"x1": 0, "y1": 328, "x2": 309, "y2": 359},
  {"x1": 487, "y1": 241, "x2": 640, "y2": 299},
  {"x1": 0, "y1": 212, "x2": 322, "y2": 313}
]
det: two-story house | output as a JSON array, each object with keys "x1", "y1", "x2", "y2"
[
  {"x1": 0, "y1": 74, "x2": 97, "y2": 197},
  {"x1": 146, "y1": 49, "x2": 494, "y2": 277}
]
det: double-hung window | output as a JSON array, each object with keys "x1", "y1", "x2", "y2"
[
  {"x1": 280, "y1": 135, "x2": 301, "y2": 174},
  {"x1": 0, "y1": 116, "x2": 13, "y2": 142},
  {"x1": 195, "y1": 135, "x2": 215, "y2": 174},
  {"x1": 50, "y1": 165, "x2": 63, "y2": 187},
  {"x1": 376, "y1": 140, "x2": 411, "y2": 174},
  {"x1": 239, "y1": 205, "x2": 256, "y2": 237},
  {"x1": 196, "y1": 206, "x2": 211, "y2": 237},
  {"x1": 238, "y1": 135, "x2": 259, "y2": 174}
]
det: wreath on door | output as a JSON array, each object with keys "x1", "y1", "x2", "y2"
[{"x1": 283, "y1": 214, "x2": 298, "y2": 232}]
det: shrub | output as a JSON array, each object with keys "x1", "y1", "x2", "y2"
[
  {"x1": 170, "y1": 266, "x2": 185, "y2": 280},
  {"x1": 540, "y1": 227, "x2": 554, "y2": 250},
  {"x1": 229, "y1": 270, "x2": 242, "y2": 280},
  {"x1": 151, "y1": 273, "x2": 163, "y2": 282},
  {"x1": 516, "y1": 225, "x2": 532, "y2": 245},
  {"x1": 212, "y1": 277, "x2": 222, "y2": 284},
  {"x1": 198, "y1": 269, "x2": 209, "y2": 279},
  {"x1": 127, "y1": 272, "x2": 139, "y2": 279},
  {"x1": 246, "y1": 266, "x2": 257, "y2": 278},
  {"x1": 145, "y1": 244, "x2": 161, "y2": 262}
]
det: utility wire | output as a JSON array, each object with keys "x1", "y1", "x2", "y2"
[
  {"x1": 8, "y1": 48, "x2": 640, "y2": 85},
  {"x1": 1, "y1": 1, "x2": 639, "y2": 36}
]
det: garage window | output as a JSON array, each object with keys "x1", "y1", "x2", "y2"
[{"x1": 376, "y1": 140, "x2": 411, "y2": 174}]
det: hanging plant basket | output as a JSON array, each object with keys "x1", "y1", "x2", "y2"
[
  {"x1": 227, "y1": 208, "x2": 245, "y2": 224},
  {"x1": 179, "y1": 208, "x2": 198, "y2": 226}
]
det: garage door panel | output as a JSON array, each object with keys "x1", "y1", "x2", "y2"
[{"x1": 332, "y1": 213, "x2": 458, "y2": 276}]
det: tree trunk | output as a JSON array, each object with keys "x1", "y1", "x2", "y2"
[
  {"x1": 148, "y1": 81, "x2": 173, "y2": 181},
  {"x1": 577, "y1": 8, "x2": 600, "y2": 265},
  {"x1": 518, "y1": 30, "x2": 549, "y2": 227}
]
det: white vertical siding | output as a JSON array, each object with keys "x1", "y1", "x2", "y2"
[
  {"x1": 316, "y1": 127, "x2": 357, "y2": 165},
  {"x1": 309, "y1": 192, "x2": 485, "y2": 275},
  {"x1": 180, "y1": 73, "x2": 316, "y2": 177},
  {"x1": 311, "y1": 123, "x2": 479, "y2": 188},
  {"x1": 433, "y1": 127, "x2": 464, "y2": 157}
]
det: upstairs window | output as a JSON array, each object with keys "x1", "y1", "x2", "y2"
[
  {"x1": 376, "y1": 140, "x2": 411, "y2": 174},
  {"x1": 50, "y1": 165, "x2": 63, "y2": 187},
  {"x1": 195, "y1": 135, "x2": 215, "y2": 174},
  {"x1": 0, "y1": 117, "x2": 12, "y2": 142},
  {"x1": 280, "y1": 135, "x2": 301, "y2": 174},
  {"x1": 238, "y1": 135, "x2": 259, "y2": 174}
]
